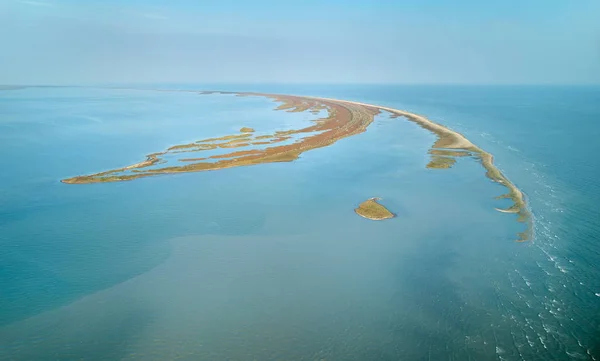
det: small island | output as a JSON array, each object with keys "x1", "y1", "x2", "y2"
[
  {"x1": 354, "y1": 198, "x2": 395, "y2": 220},
  {"x1": 240, "y1": 127, "x2": 255, "y2": 133}
]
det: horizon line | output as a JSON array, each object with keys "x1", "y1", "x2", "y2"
[{"x1": 3, "y1": 82, "x2": 600, "y2": 88}]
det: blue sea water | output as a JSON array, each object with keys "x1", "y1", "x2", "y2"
[{"x1": 0, "y1": 85, "x2": 599, "y2": 360}]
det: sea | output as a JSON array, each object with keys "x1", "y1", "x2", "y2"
[{"x1": 0, "y1": 84, "x2": 598, "y2": 360}]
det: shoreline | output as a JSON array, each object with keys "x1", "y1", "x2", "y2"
[{"x1": 61, "y1": 88, "x2": 532, "y2": 241}]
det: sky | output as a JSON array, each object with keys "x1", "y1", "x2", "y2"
[{"x1": 0, "y1": 0, "x2": 599, "y2": 84}]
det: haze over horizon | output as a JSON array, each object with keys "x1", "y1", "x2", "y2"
[{"x1": 1, "y1": 0, "x2": 599, "y2": 85}]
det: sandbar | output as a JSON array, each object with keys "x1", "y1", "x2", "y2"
[{"x1": 61, "y1": 89, "x2": 532, "y2": 241}]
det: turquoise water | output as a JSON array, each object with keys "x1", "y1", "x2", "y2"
[{"x1": 0, "y1": 85, "x2": 598, "y2": 360}]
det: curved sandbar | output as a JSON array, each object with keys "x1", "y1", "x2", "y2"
[
  {"x1": 355, "y1": 198, "x2": 395, "y2": 220},
  {"x1": 62, "y1": 90, "x2": 532, "y2": 241}
]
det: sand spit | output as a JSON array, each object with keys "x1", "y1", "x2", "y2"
[{"x1": 62, "y1": 90, "x2": 532, "y2": 241}]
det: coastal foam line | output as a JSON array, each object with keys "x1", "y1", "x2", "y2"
[{"x1": 61, "y1": 89, "x2": 532, "y2": 241}]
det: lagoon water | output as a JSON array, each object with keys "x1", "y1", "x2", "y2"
[{"x1": 0, "y1": 85, "x2": 599, "y2": 360}]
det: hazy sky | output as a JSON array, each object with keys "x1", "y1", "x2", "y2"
[{"x1": 1, "y1": 0, "x2": 599, "y2": 84}]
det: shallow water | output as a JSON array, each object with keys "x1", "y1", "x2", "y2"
[{"x1": 0, "y1": 85, "x2": 598, "y2": 360}]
